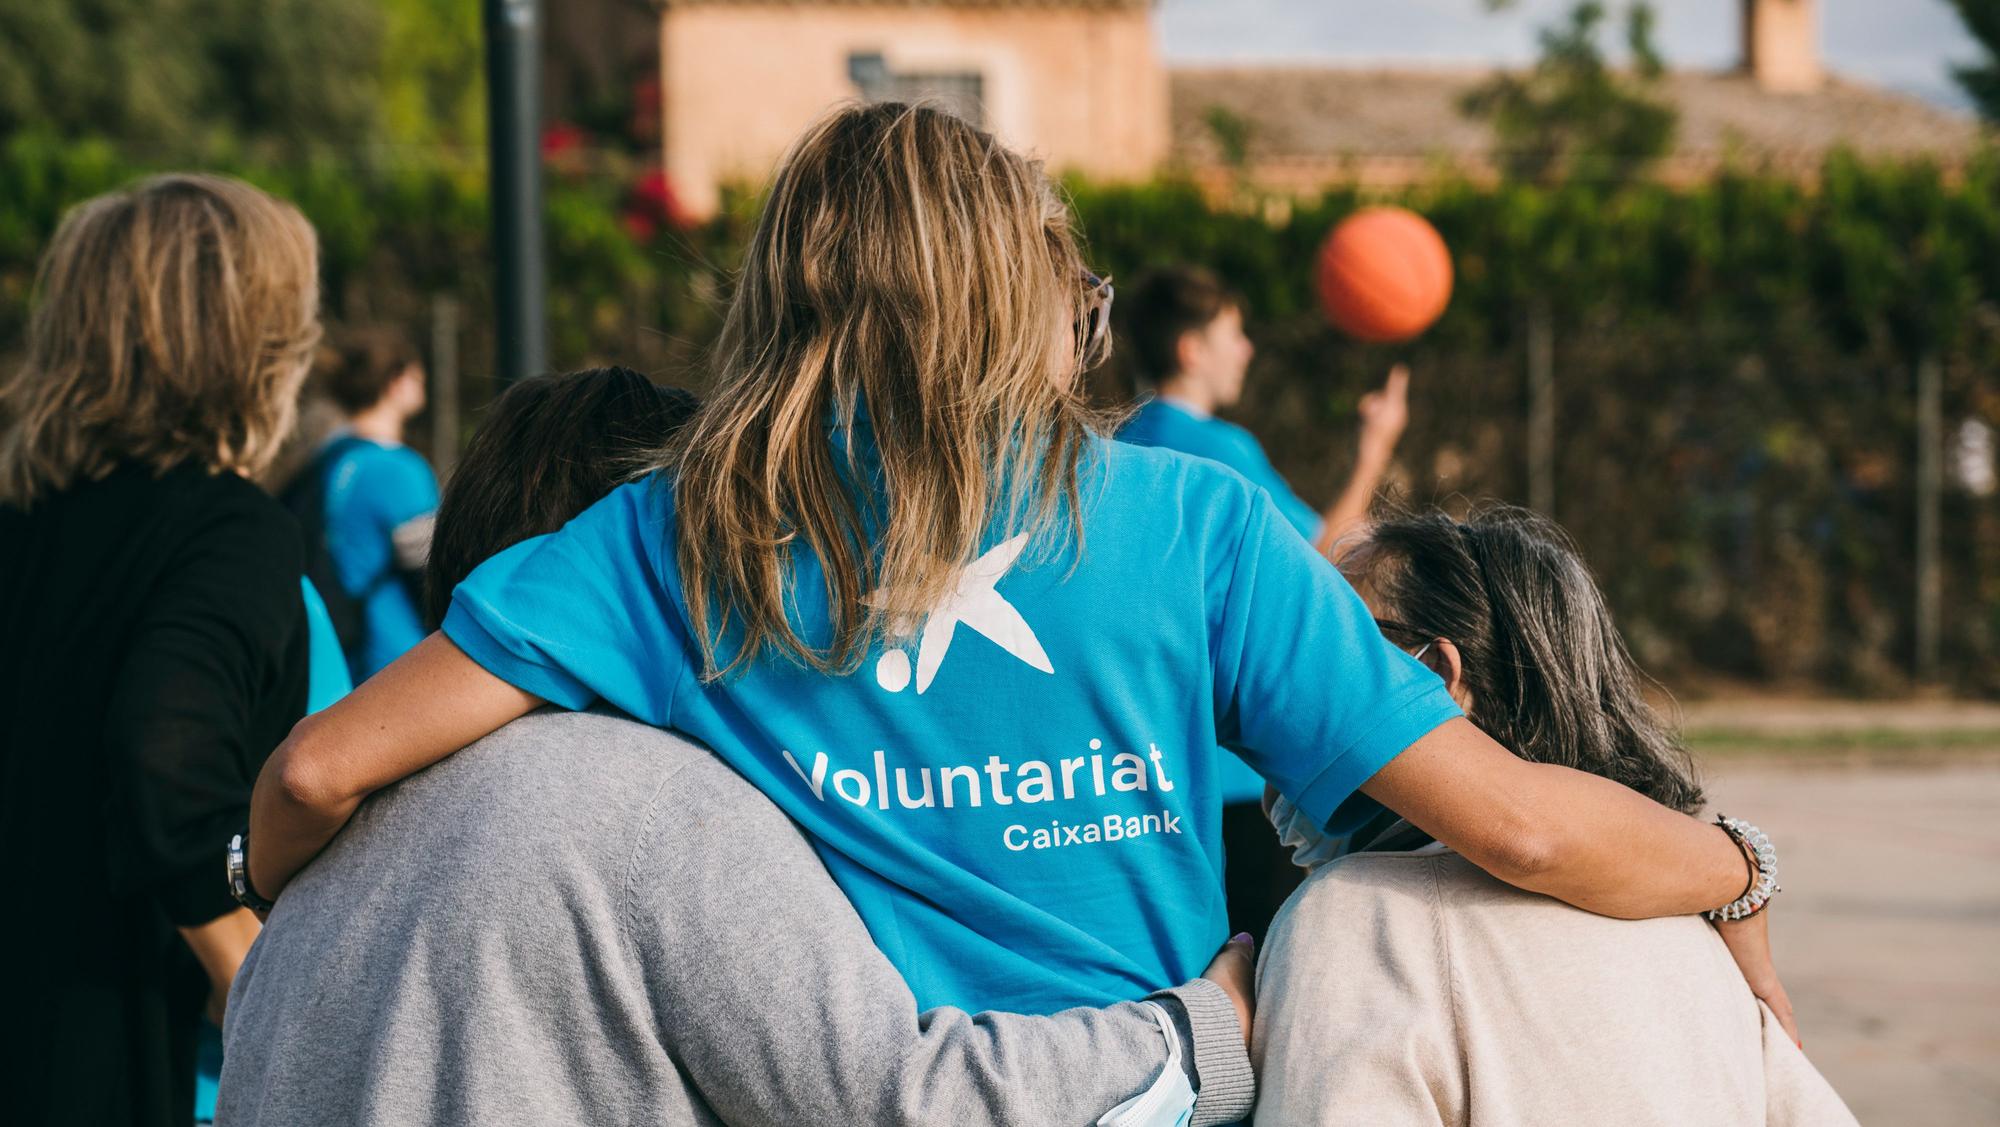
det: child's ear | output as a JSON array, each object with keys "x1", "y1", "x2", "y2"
[
  {"x1": 1174, "y1": 327, "x2": 1204, "y2": 376},
  {"x1": 1428, "y1": 639, "x2": 1472, "y2": 712}
]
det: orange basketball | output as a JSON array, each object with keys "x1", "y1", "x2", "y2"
[{"x1": 1315, "y1": 207, "x2": 1454, "y2": 343}]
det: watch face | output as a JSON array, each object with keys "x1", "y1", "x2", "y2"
[{"x1": 226, "y1": 832, "x2": 270, "y2": 911}]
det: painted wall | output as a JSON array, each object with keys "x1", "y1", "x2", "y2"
[{"x1": 659, "y1": 4, "x2": 1169, "y2": 215}]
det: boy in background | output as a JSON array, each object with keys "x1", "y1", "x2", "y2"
[
  {"x1": 1115, "y1": 264, "x2": 1410, "y2": 939},
  {"x1": 1117, "y1": 266, "x2": 1407, "y2": 555}
]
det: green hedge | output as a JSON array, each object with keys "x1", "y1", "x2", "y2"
[
  {"x1": 2, "y1": 133, "x2": 1996, "y2": 692},
  {"x1": 1069, "y1": 160, "x2": 2000, "y2": 693}
]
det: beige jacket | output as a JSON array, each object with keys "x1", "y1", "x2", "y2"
[{"x1": 1253, "y1": 851, "x2": 1858, "y2": 1126}]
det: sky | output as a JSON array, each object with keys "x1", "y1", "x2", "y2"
[{"x1": 1156, "y1": 0, "x2": 1983, "y2": 110}]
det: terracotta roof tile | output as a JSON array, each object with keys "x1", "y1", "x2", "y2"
[{"x1": 1170, "y1": 65, "x2": 1985, "y2": 169}]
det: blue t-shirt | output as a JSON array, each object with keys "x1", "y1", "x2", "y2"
[
  {"x1": 1118, "y1": 397, "x2": 1332, "y2": 803},
  {"x1": 321, "y1": 438, "x2": 437, "y2": 681},
  {"x1": 301, "y1": 578, "x2": 355, "y2": 713},
  {"x1": 1119, "y1": 398, "x2": 1325, "y2": 543},
  {"x1": 444, "y1": 428, "x2": 1458, "y2": 1015}
]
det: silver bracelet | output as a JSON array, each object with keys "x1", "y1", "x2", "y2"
[{"x1": 1706, "y1": 814, "x2": 1779, "y2": 922}]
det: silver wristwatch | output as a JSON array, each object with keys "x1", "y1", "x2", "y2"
[{"x1": 226, "y1": 830, "x2": 276, "y2": 913}]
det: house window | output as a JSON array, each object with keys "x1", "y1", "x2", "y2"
[{"x1": 849, "y1": 52, "x2": 984, "y2": 126}]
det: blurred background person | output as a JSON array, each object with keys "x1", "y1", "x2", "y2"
[
  {"x1": 0, "y1": 173, "x2": 321, "y2": 1127},
  {"x1": 283, "y1": 328, "x2": 438, "y2": 682},
  {"x1": 1116, "y1": 265, "x2": 1410, "y2": 558},
  {"x1": 1114, "y1": 263, "x2": 1412, "y2": 940},
  {"x1": 1255, "y1": 506, "x2": 1837, "y2": 1125}
]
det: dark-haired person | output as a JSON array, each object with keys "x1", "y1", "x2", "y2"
[
  {"x1": 0, "y1": 174, "x2": 321, "y2": 1127},
  {"x1": 295, "y1": 328, "x2": 438, "y2": 681},
  {"x1": 1115, "y1": 264, "x2": 1412, "y2": 938},
  {"x1": 222, "y1": 367, "x2": 1258, "y2": 1126},
  {"x1": 416, "y1": 370, "x2": 697, "y2": 631},
  {"x1": 1254, "y1": 506, "x2": 1843, "y2": 1125}
]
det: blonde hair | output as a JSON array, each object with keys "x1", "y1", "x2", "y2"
[
  {"x1": 671, "y1": 103, "x2": 1111, "y2": 678},
  {"x1": 0, "y1": 173, "x2": 322, "y2": 508}
]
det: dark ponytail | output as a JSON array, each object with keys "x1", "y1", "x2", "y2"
[{"x1": 1345, "y1": 505, "x2": 1704, "y2": 814}]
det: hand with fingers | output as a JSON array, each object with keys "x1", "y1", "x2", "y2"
[
  {"x1": 1357, "y1": 363, "x2": 1411, "y2": 465},
  {"x1": 1716, "y1": 909, "x2": 1802, "y2": 1046}
]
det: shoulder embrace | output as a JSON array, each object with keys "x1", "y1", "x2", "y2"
[{"x1": 472, "y1": 708, "x2": 777, "y2": 821}]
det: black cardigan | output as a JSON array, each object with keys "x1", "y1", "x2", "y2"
[{"x1": 0, "y1": 460, "x2": 308, "y2": 1127}]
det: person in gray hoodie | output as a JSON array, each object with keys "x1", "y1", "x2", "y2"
[{"x1": 218, "y1": 369, "x2": 1254, "y2": 1126}]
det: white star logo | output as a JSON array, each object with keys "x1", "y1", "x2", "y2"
[{"x1": 872, "y1": 533, "x2": 1053, "y2": 694}]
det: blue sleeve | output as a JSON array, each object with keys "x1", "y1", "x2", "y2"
[
  {"x1": 441, "y1": 480, "x2": 688, "y2": 723},
  {"x1": 324, "y1": 445, "x2": 439, "y2": 597},
  {"x1": 1208, "y1": 492, "x2": 1461, "y2": 825},
  {"x1": 299, "y1": 578, "x2": 353, "y2": 713},
  {"x1": 1215, "y1": 429, "x2": 1325, "y2": 544},
  {"x1": 357, "y1": 447, "x2": 438, "y2": 533}
]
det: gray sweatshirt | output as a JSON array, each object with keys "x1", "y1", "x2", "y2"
[{"x1": 219, "y1": 709, "x2": 1253, "y2": 1126}]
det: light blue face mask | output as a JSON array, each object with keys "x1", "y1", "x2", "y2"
[
  {"x1": 1268, "y1": 791, "x2": 1346, "y2": 872},
  {"x1": 1095, "y1": 1002, "x2": 1196, "y2": 1127},
  {"x1": 1263, "y1": 638, "x2": 1440, "y2": 873}
]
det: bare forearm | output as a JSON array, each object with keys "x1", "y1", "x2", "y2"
[
  {"x1": 179, "y1": 907, "x2": 261, "y2": 989},
  {"x1": 1317, "y1": 445, "x2": 1394, "y2": 554},
  {"x1": 1488, "y1": 762, "x2": 1741, "y2": 918},
  {"x1": 1319, "y1": 362, "x2": 1409, "y2": 554},
  {"x1": 248, "y1": 727, "x2": 366, "y2": 898},
  {"x1": 247, "y1": 633, "x2": 542, "y2": 898},
  {"x1": 1363, "y1": 719, "x2": 1741, "y2": 919}
]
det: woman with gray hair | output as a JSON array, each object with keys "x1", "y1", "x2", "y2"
[{"x1": 1253, "y1": 506, "x2": 1855, "y2": 1126}]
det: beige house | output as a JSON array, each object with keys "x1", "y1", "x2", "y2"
[
  {"x1": 656, "y1": 0, "x2": 1167, "y2": 216},
  {"x1": 1171, "y1": 0, "x2": 1982, "y2": 193},
  {"x1": 654, "y1": 0, "x2": 1980, "y2": 215}
]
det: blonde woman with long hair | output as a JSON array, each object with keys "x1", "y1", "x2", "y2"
[
  {"x1": 246, "y1": 105, "x2": 1794, "y2": 1088},
  {"x1": 0, "y1": 174, "x2": 321, "y2": 1127}
]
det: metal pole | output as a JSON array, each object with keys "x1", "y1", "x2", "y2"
[
  {"x1": 484, "y1": 0, "x2": 547, "y2": 384},
  {"x1": 1527, "y1": 300, "x2": 1556, "y2": 515},
  {"x1": 1915, "y1": 352, "x2": 1943, "y2": 681},
  {"x1": 430, "y1": 293, "x2": 461, "y2": 482}
]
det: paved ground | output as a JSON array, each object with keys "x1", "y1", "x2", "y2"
[
  {"x1": 1704, "y1": 759, "x2": 2000, "y2": 1125},
  {"x1": 1683, "y1": 698, "x2": 2000, "y2": 736}
]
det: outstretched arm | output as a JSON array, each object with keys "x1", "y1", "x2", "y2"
[
  {"x1": 1315, "y1": 363, "x2": 1408, "y2": 555},
  {"x1": 248, "y1": 634, "x2": 540, "y2": 897},
  {"x1": 1359, "y1": 718, "x2": 1796, "y2": 1037},
  {"x1": 1362, "y1": 718, "x2": 1741, "y2": 918}
]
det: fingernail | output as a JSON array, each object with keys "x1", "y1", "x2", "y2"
[{"x1": 1232, "y1": 932, "x2": 1253, "y2": 945}]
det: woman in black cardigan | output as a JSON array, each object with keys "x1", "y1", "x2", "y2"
[{"x1": 0, "y1": 174, "x2": 322, "y2": 1126}]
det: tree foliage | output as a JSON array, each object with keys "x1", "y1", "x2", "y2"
[
  {"x1": 1460, "y1": 1, "x2": 1677, "y2": 186},
  {"x1": 0, "y1": 0, "x2": 481, "y2": 158},
  {"x1": 1949, "y1": 0, "x2": 2000, "y2": 123},
  {"x1": 0, "y1": 0, "x2": 380, "y2": 154}
]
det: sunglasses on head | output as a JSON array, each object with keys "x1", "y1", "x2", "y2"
[
  {"x1": 1374, "y1": 617, "x2": 1435, "y2": 660},
  {"x1": 1077, "y1": 270, "x2": 1114, "y2": 368}
]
